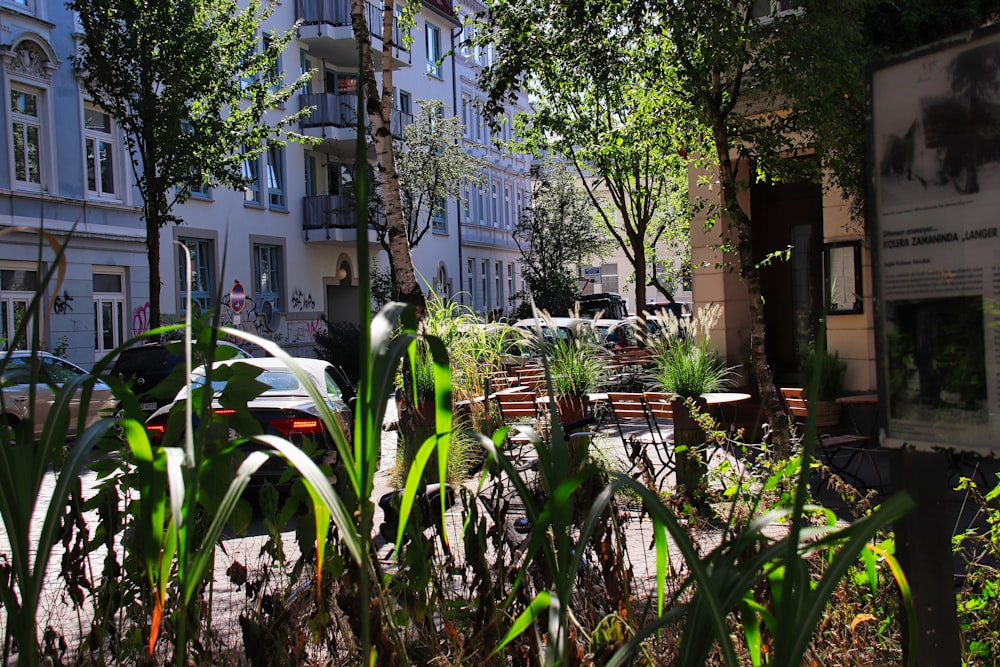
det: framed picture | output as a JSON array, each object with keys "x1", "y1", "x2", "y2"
[{"x1": 825, "y1": 241, "x2": 862, "y2": 315}]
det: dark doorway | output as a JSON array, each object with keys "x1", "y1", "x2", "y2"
[{"x1": 749, "y1": 180, "x2": 824, "y2": 385}]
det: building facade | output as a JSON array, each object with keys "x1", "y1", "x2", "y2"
[{"x1": 0, "y1": 0, "x2": 530, "y2": 368}]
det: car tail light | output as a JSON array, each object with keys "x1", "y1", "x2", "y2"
[
  {"x1": 146, "y1": 421, "x2": 167, "y2": 444},
  {"x1": 213, "y1": 408, "x2": 238, "y2": 416},
  {"x1": 269, "y1": 417, "x2": 323, "y2": 436}
]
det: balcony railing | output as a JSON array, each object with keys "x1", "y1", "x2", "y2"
[
  {"x1": 299, "y1": 92, "x2": 414, "y2": 134},
  {"x1": 303, "y1": 194, "x2": 385, "y2": 240},
  {"x1": 295, "y1": 0, "x2": 407, "y2": 50}
]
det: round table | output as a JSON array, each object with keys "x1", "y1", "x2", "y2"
[{"x1": 701, "y1": 392, "x2": 752, "y2": 405}]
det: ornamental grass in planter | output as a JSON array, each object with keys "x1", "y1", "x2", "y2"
[
  {"x1": 524, "y1": 314, "x2": 609, "y2": 474},
  {"x1": 646, "y1": 304, "x2": 735, "y2": 503}
]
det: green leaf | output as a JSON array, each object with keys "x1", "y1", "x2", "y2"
[{"x1": 493, "y1": 590, "x2": 551, "y2": 655}]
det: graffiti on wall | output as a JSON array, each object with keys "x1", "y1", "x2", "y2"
[
  {"x1": 52, "y1": 290, "x2": 74, "y2": 314},
  {"x1": 286, "y1": 317, "x2": 326, "y2": 343},
  {"x1": 218, "y1": 292, "x2": 283, "y2": 343},
  {"x1": 291, "y1": 288, "x2": 315, "y2": 311},
  {"x1": 132, "y1": 302, "x2": 151, "y2": 336}
]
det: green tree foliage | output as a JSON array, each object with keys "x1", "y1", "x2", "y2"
[
  {"x1": 513, "y1": 161, "x2": 609, "y2": 316},
  {"x1": 481, "y1": 15, "x2": 689, "y2": 315},
  {"x1": 70, "y1": 0, "x2": 312, "y2": 329},
  {"x1": 378, "y1": 98, "x2": 488, "y2": 255},
  {"x1": 478, "y1": 0, "x2": 877, "y2": 455},
  {"x1": 480, "y1": 0, "x2": 1000, "y2": 457}
]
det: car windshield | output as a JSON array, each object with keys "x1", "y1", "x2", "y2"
[{"x1": 194, "y1": 369, "x2": 304, "y2": 395}]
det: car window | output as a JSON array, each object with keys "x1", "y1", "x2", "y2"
[
  {"x1": 258, "y1": 371, "x2": 301, "y2": 393},
  {"x1": 192, "y1": 369, "x2": 301, "y2": 394},
  {"x1": 325, "y1": 370, "x2": 343, "y2": 399},
  {"x1": 42, "y1": 357, "x2": 85, "y2": 384},
  {"x1": 1, "y1": 358, "x2": 32, "y2": 385}
]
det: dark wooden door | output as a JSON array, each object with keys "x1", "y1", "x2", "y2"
[{"x1": 749, "y1": 180, "x2": 824, "y2": 384}]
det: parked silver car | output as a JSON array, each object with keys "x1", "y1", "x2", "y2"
[{"x1": 0, "y1": 350, "x2": 114, "y2": 438}]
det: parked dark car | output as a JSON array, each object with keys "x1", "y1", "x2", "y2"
[
  {"x1": 577, "y1": 292, "x2": 629, "y2": 319},
  {"x1": 145, "y1": 357, "x2": 352, "y2": 488},
  {"x1": 110, "y1": 340, "x2": 252, "y2": 416}
]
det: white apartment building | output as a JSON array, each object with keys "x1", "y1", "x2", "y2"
[{"x1": 0, "y1": 0, "x2": 530, "y2": 368}]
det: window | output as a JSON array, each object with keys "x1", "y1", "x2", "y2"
[
  {"x1": 1, "y1": 266, "x2": 38, "y2": 350},
  {"x1": 93, "y1": 269, "x2": 125, "y2": 358},
  {"x1": 491, "y1": 182, "x2": 499, "y2": 227},
  {"x1": 435, "y1": 264, "x2": 450, "y2": 299},
  {"x1": 242, "y1": 145, "x2": 261, "y2": 205},
  {"x1": 507, "y1": 263, "x2": 515, "y2": 302},
  {"x1": 328, "y1": 161, "x2": 344, "y2": 195},
  {"x1": 325, "y1": 70, "x2": 358, "y2": 95},
  {"x1": 431, "y1": 197, "x2": 447, "y2": 233},
  {"x1": 262, "y1": 34, "x2": 280, "y2": 87},
  {"x1": 253, "y1": 243, "x2": 283, "y2": 312},
  {"x1": 239, "y1": 41, "x2": 257, "y2": 91},
  {"x1": 494, "y1": 261, "x2": 502, "y2": 310},
  {"x1": 266, "y1": 144, "x2": 285, "y2": 209},
  {"x1": 11, "y1": 86, "x2": 42, "y2": 188},
  {"x1": 177, "y1": 237, "x2": 214, "y2": 313},
  {"x1": 84, "y1": 104, "x2": 117, "y2": 198},
  {"x1": 466, "y1": 258, "x2": 474, "y2": 308},
  {"x1": 7, "y1": 0, "x2": 34, "y2": 13},
  {"x1": 304, "y1": 153, "x2": 317, "y2": 197},
  {"x1": 503, "y1": 185, "x2": 511, "y2": 229},
  {"x1": 426, "y1": 23, "x2": 441, "y2": 77},
  {"x1": 399, "y1": 90, "x2": 412, "y2": 115},
  {"x1": 751, "y1": 0, "x2": 803, "y2": 18},
  {"x1": 480, "y1": 259, "x2": 488, "y2": 310},
  {"x1": 188, "y1": 172, "x2": 211, "y2": 199},
  {"x1": 461, "y1": 181, "x2": 471, "y2": 218},
  {"x1": 461, "y1": 95, "x2": 471, "y2": 135},
  {"x1": 601, "y1": 263, "x2": 619, "y2": 293}
]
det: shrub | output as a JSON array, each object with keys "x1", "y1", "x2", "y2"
[
  {"x1": 314, "y1": 319, "x2": 361, "y2": 387},
  {"x1": 800, "y1": 345, "x2": 847, "y2": 401}
]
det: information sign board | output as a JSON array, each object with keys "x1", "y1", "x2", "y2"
[{"x1": 871, "y1": 27, "x2": 1000, "y2": 453}]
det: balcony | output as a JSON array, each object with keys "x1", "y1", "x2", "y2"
[
  {"x1": 299, "y1": 92, "x2": 414, "y2": 151},
  {"x1": 295, "y1": 0, "x2": 411, "y2": 69},
  {"x1": 302, "y1": 194, "x2": 384, "y2": 243},
  {"x1": 461, "y1": 221, "x2": 518, "y2": 250}
]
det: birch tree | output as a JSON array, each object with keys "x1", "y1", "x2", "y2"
[{"x1": 349, "y1": 0, "x2": 426, "y2": 315}]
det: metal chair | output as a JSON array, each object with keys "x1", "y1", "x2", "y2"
[
  {"x1": 493, "y1": 388, "x2": 541, "y2": 462},
  {"x1": 606, "y1": 392, "x2": 675, "y2": 488},
  {"x1": 779, "y1": 387, "x2": 882, "y2": 493}
]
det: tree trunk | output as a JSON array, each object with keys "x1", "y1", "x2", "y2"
[
  {"x1": 146, "y1": 205, "x2": 162, "y2": 331},
  {"x1": 350, "y1": 0, "x2": 425, "y2": 318},
  {"x1": 713, "y1": 126, "x2": 792, "y2": 459},
  {"x1": 631, "y1": 233, "x2": 646, "y2": 316}
]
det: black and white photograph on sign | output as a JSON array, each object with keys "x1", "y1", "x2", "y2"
[
  {"x1": 877, "y1": 41, "x2": 1000, "y2": 209},
  {"x1": 884, "y1": 295, "x2": 987, "y2": 424}
]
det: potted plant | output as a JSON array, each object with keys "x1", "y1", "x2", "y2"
[
  {"x1": 799, "y1": 345, "x2": 847, "y2": 427},
  {"x1": 543, "y1": 320, "x2": 608, "y2": 427},
  {"x1": 519, "y1": 317, "x2": 607, "y2": 475},
  {"x1": 646, "y1": 304, "x2": 734, "y2": 502}
]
